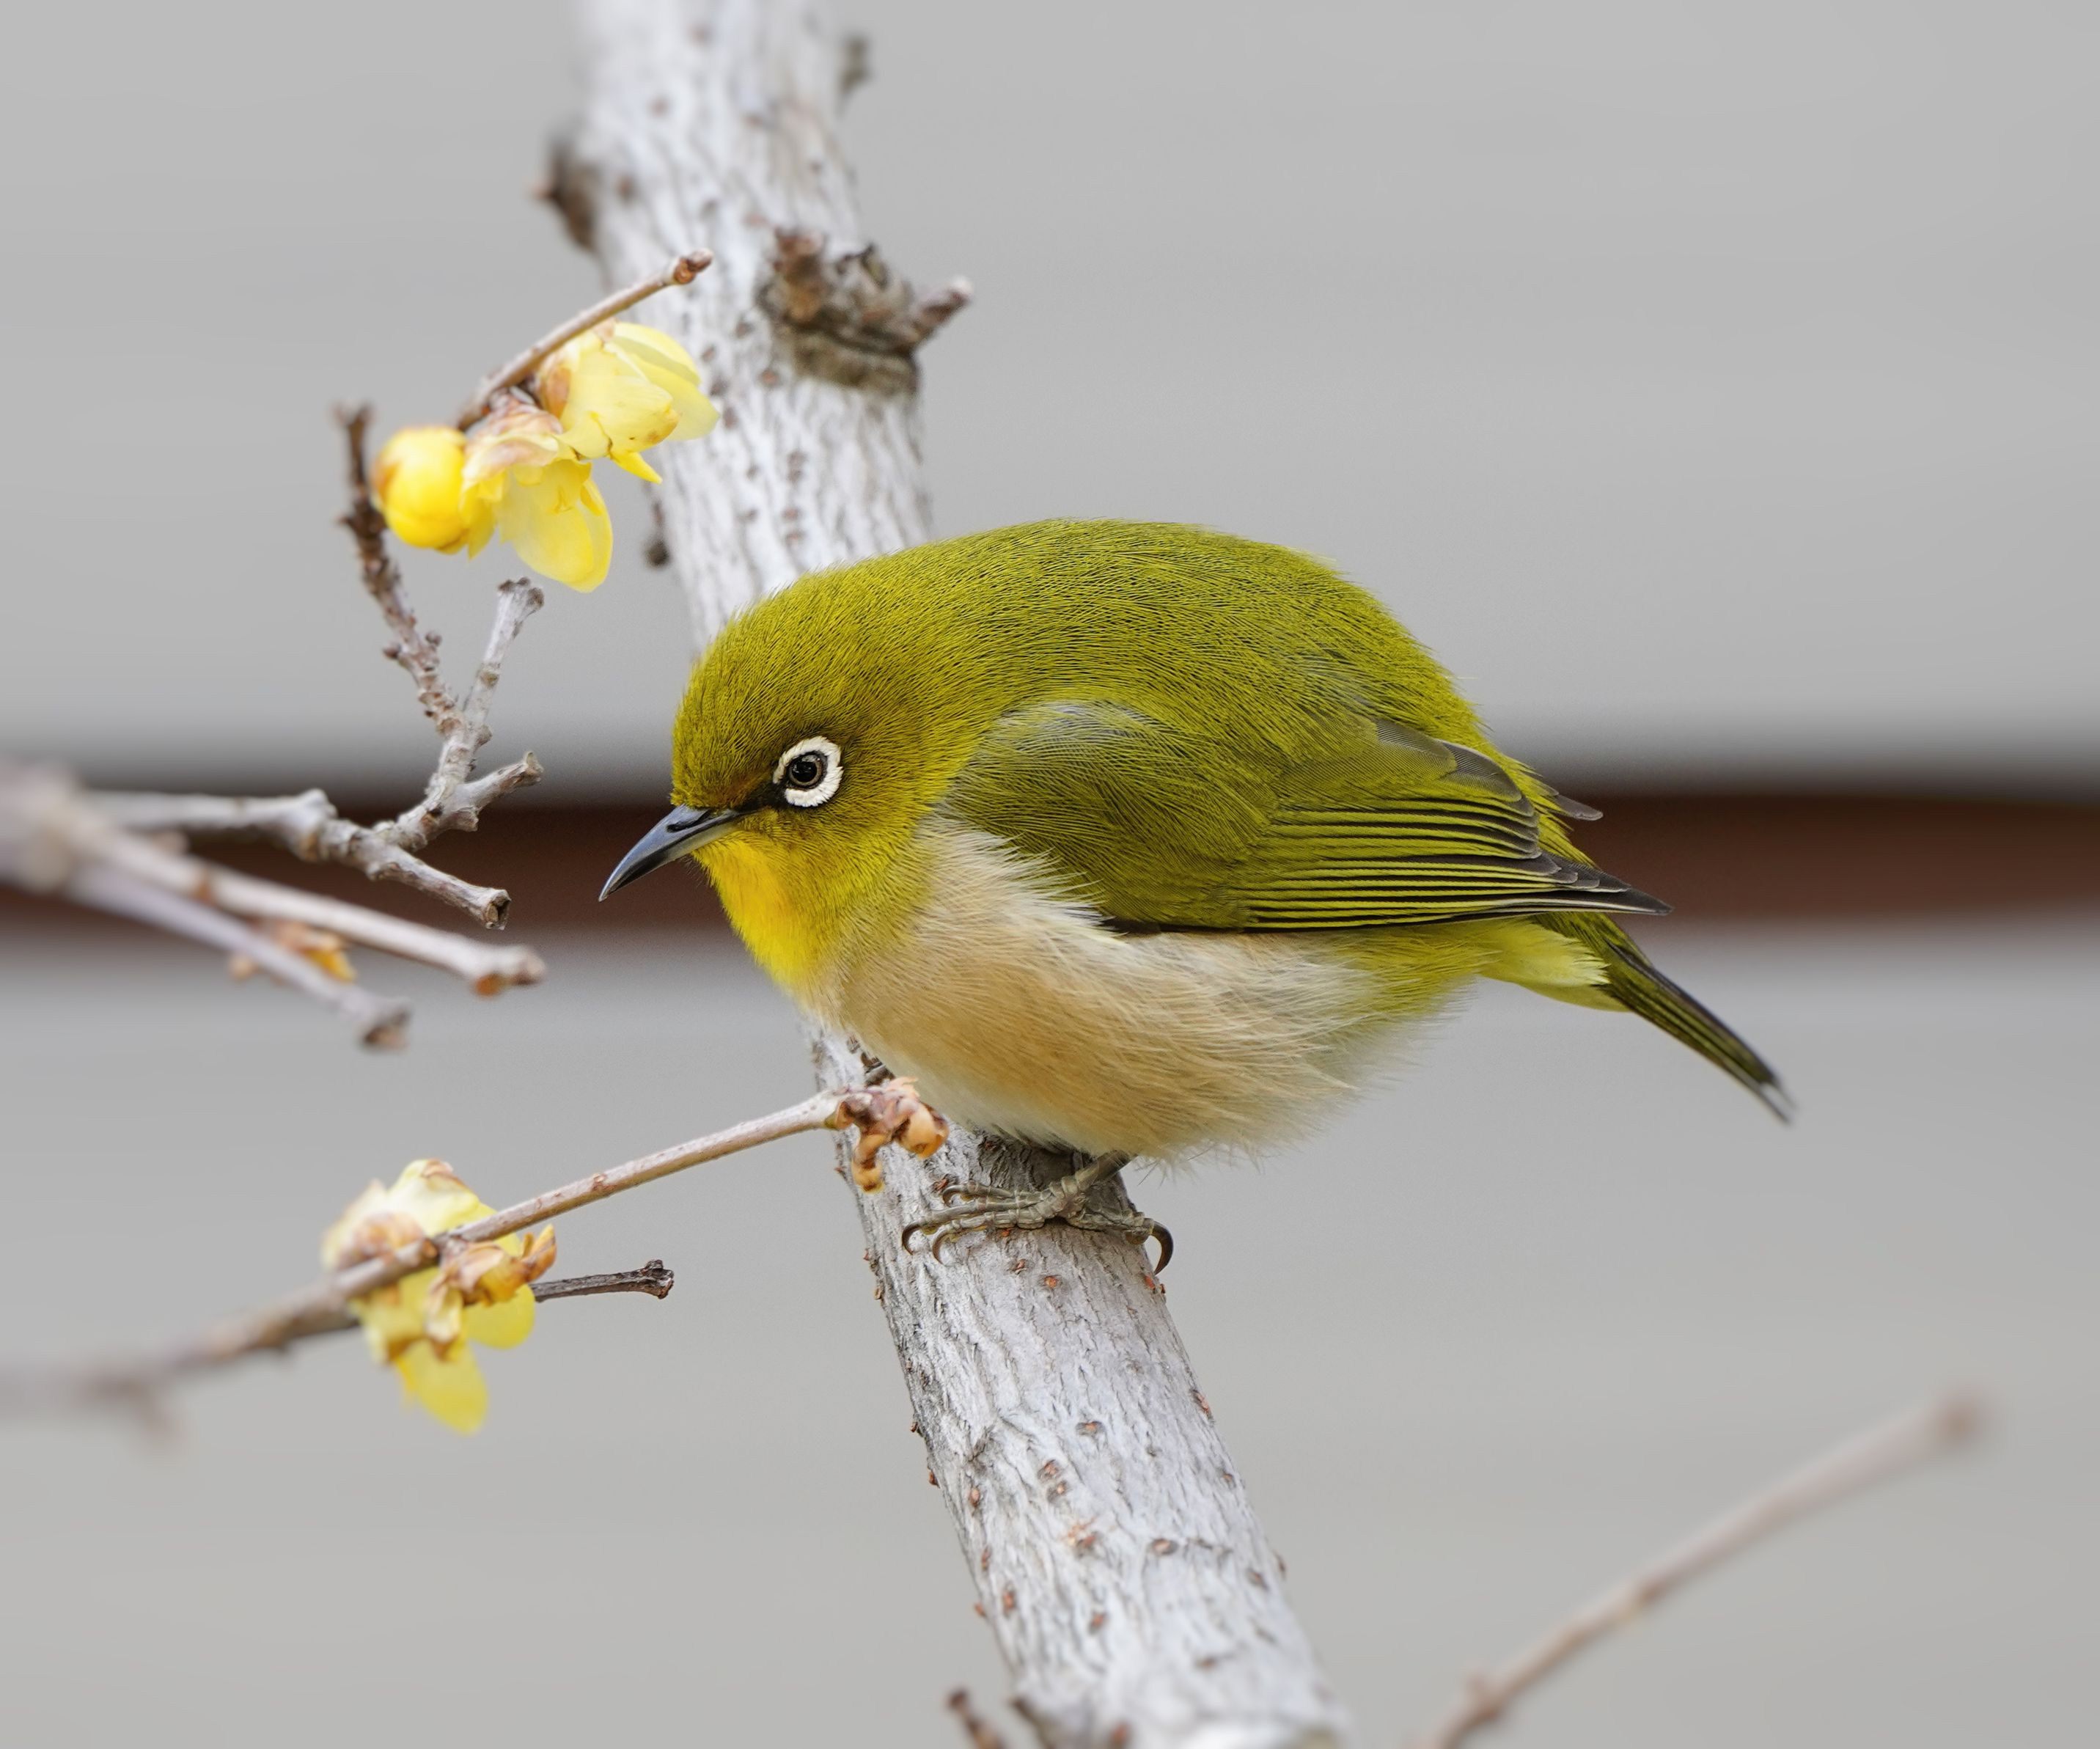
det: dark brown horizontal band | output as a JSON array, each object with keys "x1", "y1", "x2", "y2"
[{"x1": 7, "y1": 793, "x2": 2096, "y2": 935}]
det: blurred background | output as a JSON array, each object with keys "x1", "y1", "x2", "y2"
[{"x1": 1, "y1": 1, "x2": 2093, "y2": 1745}]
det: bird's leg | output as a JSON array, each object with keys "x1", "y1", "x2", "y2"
[{"x1": 903, "y1": 1151, "x2": 1172, "y2": 1272}]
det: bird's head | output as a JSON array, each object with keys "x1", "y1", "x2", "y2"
[{"x1": 601, "y1": 559, "x2": 995, "y2": 985}]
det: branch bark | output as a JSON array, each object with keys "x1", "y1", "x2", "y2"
[{"x1": 571, "y1": 5, "x2": 1347, "y2": 1743}]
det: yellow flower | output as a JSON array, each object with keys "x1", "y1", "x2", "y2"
[
  {"x1": 372, "y1": 426, "x2": 471, "y2": 551},
  {"x1": 371, "y1": 319, "x2": 712, "y2": 590},
  {"x1": 460, "y1": 400, "x2": 614, "y2": 592},
  {"x1": 534, "y1": 321, "x2": 717, "y2": 484},
  {"x1": 320, "y1": 1159, "x2": 556, "y2": 1433}
]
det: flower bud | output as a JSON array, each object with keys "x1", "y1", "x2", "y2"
[{"x1": 372, "y1": 426, "x2": 471, "y2": 551}]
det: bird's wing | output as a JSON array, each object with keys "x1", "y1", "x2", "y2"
[{"x1": 938, "y1": 700, "x2": 1667, "y2": 931}]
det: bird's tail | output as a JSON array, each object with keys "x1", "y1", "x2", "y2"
[{"x1": 1590, "y1": 926, "x2": 1791, "y2": 1118}]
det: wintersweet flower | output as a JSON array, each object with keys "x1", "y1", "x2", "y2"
[
  {"x1": 534, "y1": 320, "x2": 717, "y2": 483},
  {"x1": 370, "y1": 320, "x2": 713, "y2": 590},
  {"x1": 320, "y1": 1159, "x2": 556, "y2": 1434},
  {"x1": 458, "y1": 399, "x2": 614, "y2": 592}
]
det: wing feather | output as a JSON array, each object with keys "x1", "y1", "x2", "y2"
[{"x1": 939, "y1": 700, "x2": 1665, "y2": 932}]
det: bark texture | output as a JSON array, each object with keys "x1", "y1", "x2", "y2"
[{"x1": 573, "y1": 4, "x2": 1348, "y2": 1742}]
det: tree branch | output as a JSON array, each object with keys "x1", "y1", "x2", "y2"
[
  {"x1": 0, "y1": 1088, "x2": 942, "y2": 1421},
  {"x1": 339, "y1": 404, "x2": 460, "y2": 738},
  {"x1": 90, "y1": 780, "x2": 531, "y2": 928},
  {"x1": 0, "y1": 406, "x2": 557, "y2": 1030},
  {"x1": 571, "y1": 7, "x2": 1344, "y2": 1742},
  {"x1": 529, "y1": 1259, "x2": 677, "y2": 1302},
  {"x1": 1407, "y1": 1391, "x2": 1986, "y2": 1749},
  {"x1": 221, "y1": 1261, "x2": 678, "y2": 1345},
  {"x1": 2, "y1": 762, "x2": 545, "y2": 1038}
]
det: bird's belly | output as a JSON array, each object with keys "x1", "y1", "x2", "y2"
[{"x1": 820, "y1": 827, "x2": 1488, "y2": 1159}]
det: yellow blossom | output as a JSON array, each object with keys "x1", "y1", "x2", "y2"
[
  {"x1": 372, "y1": 320, "x2": 712, "y2": 590},
  {"x1": 372, "y1": 426, "x2": 471, "y2": 551},
  {"x1": 459, "y1": 400, "x2": 614, "y2": 592},
  {"x1": 534, "y1": 321, "x2": 717, "y2": 484},
  {"x1": 320, "y1": 1159, "x2": 556, "y2": 1433}
]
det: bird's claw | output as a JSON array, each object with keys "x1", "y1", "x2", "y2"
[{"x1": 901, "y1": 1181, "x2": 1172, "y2": 1273}]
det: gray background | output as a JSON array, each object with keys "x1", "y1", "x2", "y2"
[
  {"x1": 4, "y1": 924, "x2": 2093, "y2": 1745},
  {"x1": 1, "y1": 0, "x2": 2093, "y2": 793},
  {"x1": 2, "y1": 3, "x2": 2096, "y2": 1745}
]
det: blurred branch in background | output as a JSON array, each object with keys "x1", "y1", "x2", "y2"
[
  {"x1": 1409, "y1": 1392, "x2": 1985, "y2": 1749},
  {"x1": 0, "y1": 1083, "x2": 944, "y2": 1425}
]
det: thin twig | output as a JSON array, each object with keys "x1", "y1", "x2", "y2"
[
  {"x1": 1408, "y1": 1391, "x2": 1986, "y2": 1749},
  {"x1": 7, "y1": 765, "x2": 541, "y2": 1014},
  {"x1": 339, "y1": 405, "x2": 458, "y2": 736},
  {"x1": 92, "y1": 782, "x2": 527, "y2": 927},
  {"x1": 90, "y1": 820, "x2": 544, "y2": 995},
  {"x1": 66, "y1": 423, "x2": 546, "y2": 943},
  {"x1": 386, "y1": 577, "x2": 546, "y2": 851},
  {"x1": 0, "y1": 1087, "x2": 945, "y2": 1422},
  {"x1": 456, "y1": 249, "x2": 713, "y2": 427},
  {"x1": 287, "y1": 1261, "x2": 678, "y2": 1343},
  {"x1": 299, "y1": 1261, "x2": 678, "y2": 1337},
  {"x1": 531, "y1": 1261, "x2": 676, "y2": 1302},
  {"x1": 64, "y1": 859, "x2": 409, "y2": 1047}
]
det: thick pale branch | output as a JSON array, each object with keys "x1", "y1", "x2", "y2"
[
  {"x1": 457, "y1": 249, "x2": 713, "y2": 426},
  {"x1": 572, "y1": 4, "x2": 1342, "y2": 1742},
  {"x1": 0, "y1": 1088, "x2": 940, "y2": 1420},
  {"x1": 1408, "y1": 1392, "x2": 1985, "y2": 1749}
]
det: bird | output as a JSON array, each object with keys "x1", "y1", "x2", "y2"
[{"x1": 603, "y1": 521, "x2": 1785, "y2": 1263}]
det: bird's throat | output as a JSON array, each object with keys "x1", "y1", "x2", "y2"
[{"x1": 697, "y1": 835, "x2": 832, "y2": 993}]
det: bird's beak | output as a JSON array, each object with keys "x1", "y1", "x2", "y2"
[{"x1": 600, "y1": 804, "x2": 743, "y2": 900}]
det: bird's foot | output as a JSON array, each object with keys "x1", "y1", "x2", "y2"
[{"x1": 902, "y1": 1155, "x2": 1172, "y2": 1272}]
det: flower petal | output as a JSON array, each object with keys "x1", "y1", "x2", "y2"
[
  {"x1": 609, "y1": 324, "x2": 718, "y2": 442},
  {"x1": 353, "y1": 1275, "x2": 429, "y2": 1364},
  {"x1": 395, "y1": 1342, "x2": 488, "y2": 1433},
  {"x1": 496, "y1": 459, "x2": 613, "y2": 591},
  {"x1": 557, "y1": 339, "x2": 678, "y2": 459},
  {"x1": 389, "y1": 1159, "x2": 491, "y2": 1236},
  {"x1": 463, "y1": 1288, "x2": 536, "y2": 1350}
]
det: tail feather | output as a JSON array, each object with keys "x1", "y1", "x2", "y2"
[{"x1": 1598, "y1": 936, "x2": 1791, "y2": 1119}]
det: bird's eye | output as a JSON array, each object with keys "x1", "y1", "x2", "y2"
[{"x1": 773, "y1": 736, "x2": 843, "y2": 807}]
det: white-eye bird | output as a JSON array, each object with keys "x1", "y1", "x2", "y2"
[{"x1": 605, "y1": 521, "x2": 1785, "y2": 1262}]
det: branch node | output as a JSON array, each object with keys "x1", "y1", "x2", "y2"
[{"x1": 759, "y1": 227, "x2": 971, "y2": 394}]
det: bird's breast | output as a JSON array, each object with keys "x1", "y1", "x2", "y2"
[{"x1": 818, "y1": 824, "x2": 1474, "y2": 1159}]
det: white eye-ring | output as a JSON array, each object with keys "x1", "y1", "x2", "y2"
[{"x1": 774, "y1": 736, "x2": 843, "y2": 807}]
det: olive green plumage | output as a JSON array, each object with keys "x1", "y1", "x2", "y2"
[{"x1": 660, "y1": 520, "x2": 1785, "y2": 1144}]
